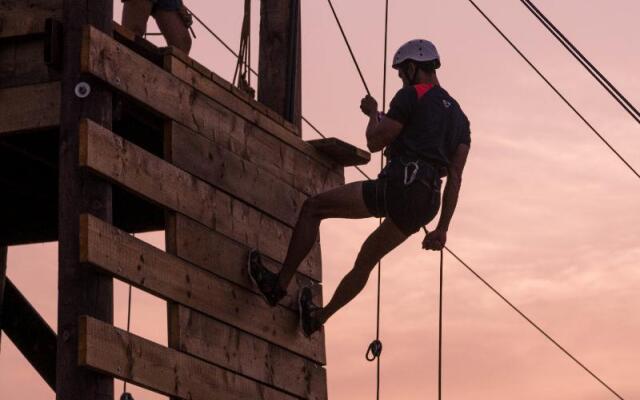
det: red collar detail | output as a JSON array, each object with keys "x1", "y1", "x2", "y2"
[{"x1": 414, "y1": 83, "x2": 434, "y2": 100}]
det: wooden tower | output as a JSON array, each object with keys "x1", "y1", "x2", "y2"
[{"x1": 0, "y1": 1, "x2": 369, "y2": 399}]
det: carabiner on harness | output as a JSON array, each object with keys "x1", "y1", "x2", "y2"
[{"x1": 403, "y1": 161, "x2": 420, "y2": 185}]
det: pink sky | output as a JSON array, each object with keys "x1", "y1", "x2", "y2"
[{"x1": 2, "y1": 0, "x2": 639, "y2": 399}]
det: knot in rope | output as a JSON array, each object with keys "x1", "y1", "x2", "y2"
[{"x1": 365, "y1": 339, "x2": 383, "y2": 361}]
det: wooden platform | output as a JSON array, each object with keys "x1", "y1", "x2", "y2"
[{"x1": 1, "y1": 3, "x2": 370, "y2": 398}]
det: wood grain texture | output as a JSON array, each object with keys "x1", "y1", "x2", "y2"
[
  {"x1": 308, "y1": 138, "x2": 371, "y2": 166},
  {"x1": 168, "y1": 306, "x2": 327, "y2": 400},
  {"x1": 80, "y1": 119, "x2": 322, "y2": 279},
  {"x1": 82, "y1": 25, "x2": 336, "y2": 170},
  {"x1": 0, "y1": 1, "x2": 62, "y2": 39},
  {"x1": 166, "y1": 214, "x2": 322, "y2": 310},
  {"x1": 79, "y1": 316, "x2": 300, "y2": 400},
  {"x1": 0, "y1": 82, "x2": 60, "y2": 135},
  {"x1": 80, "y1": 214, "x2": 326, "y2": 364}
]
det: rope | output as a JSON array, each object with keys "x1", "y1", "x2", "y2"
[
  {"x1": 437, "y1": 250, "x2": 444, "y2": 400},
  {"x1": 444, "y1": 246, "x2": 625, "y2": 400},
  {"x1": 326, "y1": 0, "x2": 371, "y2": 96},
  {"x1": 520, "y1": 0, "x2": 640, "y2": 126},
  {"x1": 463, "y1": 0, "x2": 640, "y2": 181}
]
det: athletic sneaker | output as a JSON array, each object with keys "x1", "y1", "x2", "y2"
[
  {"x1": 247, "y1": 249, "x2": 286, "y2": 307},
  {"x1": 298, "y1": 286, "x2": 322, "y2": 337}
]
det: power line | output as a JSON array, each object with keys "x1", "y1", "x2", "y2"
[
  {"x1": 444, "y1": 246, "x2": 625, "y2": 400},
  {"x1": 464, "y1": 0, "x2": 640, "y2": 181},
  {"x1": 520, "y1": 0, "x2": 640, "y2": 126}
]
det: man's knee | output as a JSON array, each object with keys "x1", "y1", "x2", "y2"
[{"x1": 300, "y1": 196, "x2": 324, "y2": 219}]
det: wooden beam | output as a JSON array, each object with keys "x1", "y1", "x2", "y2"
[
  {"x1": 169, "y1": 306, "x2": 327, "y2": 400},
  {"x1": 80, "y1": 214, "x2": 326, "y2": 364},
  {"x1": 57, "y1": 0, "x2": 113, "y2": 399},
  {"x1": 308, "y1": 138, "x2": 371, "y2": 166},
  {"x1": 165, "y1": 120, "x2": 306, "y2": 227},
  {"x1": 79, "y1": 316, "x2": 300, "y2": 400},
  {"x1": 80, "y1": 119, "x2": 322, "y2": 280},
  {"x1": 258, "y1": 0, "x2": 302, "y2": 130},
  {"x1": 0, "y1": 2, "x2": 62, "y2": 39},
  {"x1": 81, "y1": 25, "x2": 334, "y2": 169},
  {"x1": 1, "y1": 278, "x2": 57, "y2": 390},
  {"x1": 166, "y1": 214, "x2": 322, "y2": 311},
  {"x1": 0, "y1": 82, "x2": 60, "y2": 135},
  {"x1": 162, "y1": 49, "x2": 298, "y2": 135}
]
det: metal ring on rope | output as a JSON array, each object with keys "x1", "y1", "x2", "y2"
[{"x1": 366, "y1": 339, "x2": 383, "y2": 362}]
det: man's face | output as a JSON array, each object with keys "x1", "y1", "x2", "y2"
[{"x1": 398, "y1": 63, "x2": 415, "y2": 87}]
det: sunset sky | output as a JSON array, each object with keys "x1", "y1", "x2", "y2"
[{"x1": 1, "y1": 0, "x2": 639, "y2": 399}]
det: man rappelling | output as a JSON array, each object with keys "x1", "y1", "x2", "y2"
[{"x1": 248, "y1": 39, "x2": 471, "y2": 337}]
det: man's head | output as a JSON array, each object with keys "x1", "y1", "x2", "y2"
[{"x1": 392, "y1": 39, "x2": 440, "y2": 86}]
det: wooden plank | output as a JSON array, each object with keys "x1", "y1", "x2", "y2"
[
  {"x1": 308, "y1": 137, "x2": 371, "y2": 166},
  {"x1": 166, "y1": 120, "x2": 306, "y2": 228},
  {"x1": 0, "y1": 38, "x2": 60, "y2": 88},
  {"x1": 166, "y1": 214, "x2": 322, "y2": 310},
  {"x1": 0, "y1": 82, "x2": 60, "y2": 135},
  {"x1": 169, "y1": 306, "x2": 327, "y2": 400},
  {"x1": 56, "y1": 1, "x2": 113, "y2": 399},
  {"x1": 79, "y1": 316, "x2": 300, "y2": 400},
  {"x1": 80, "y1": 119, "x2": 322, "y2": 280},
  {"x1": 80, "y1": 214, "x2": 326, "y2": 364},
  {"x1": 1, "y1": 278, "x2": 57, "y2": 389},
  {"x1": 258, "y1": 0, "x2": 302, "y2": 130},
  {"x1": 82, "y1": 25, "x2": 337, "y2": 170},
  {"x1": 160, "y1": 57, "x2": 344, "y2": 196},
  {"x1": 162, "y1": 49, "x2": 298, "y2": 134},
  {"x1": 0, "y1": 4, "x2": 61, "y2": 39}
]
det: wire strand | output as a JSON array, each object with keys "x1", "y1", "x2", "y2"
[
  {"x1": 444, "y1": 246, "x2": 624, "y2": 400},
  {"x1": 464, "y1": 0, "x2": 640, "y2": 181},
  {"x1": 520, "y1": 0, "x2": 640, "y2": 126},
  {"x1": 326, "y1": 0, "x2": 372, "y2": 95}
]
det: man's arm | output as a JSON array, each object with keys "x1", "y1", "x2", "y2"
[
  {"x1": 423, "y1": 143, "x2": 470, "y2": 250},
  {"x1": 361, "y1": 95, "x2": 404, "y2": 153}
]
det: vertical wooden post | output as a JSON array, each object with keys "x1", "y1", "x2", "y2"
[
  {"x1": 56, "y1": 1, "x2": 113, "y2": 399},
  {"x1": 258, "y1": 0, "x2": 302, "y2": 132},
  {"x1": 0, "y1": 246, "x2": 6, "y2": 352}
]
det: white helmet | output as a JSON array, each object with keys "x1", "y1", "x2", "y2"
[{"x1": 392, "y1": 39, "x2": 440, "y2": 70}]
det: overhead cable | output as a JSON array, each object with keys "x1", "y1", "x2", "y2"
[
  {"x1": 464, "y1": 0, "x2": 640, "y2": 180},
  {"x1": 520, "y1": 0, "x2": 640, "y2": 126}
]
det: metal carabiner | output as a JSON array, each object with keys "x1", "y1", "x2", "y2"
[{"x1": 404, "y1": 161, "x2": 420, "y2": 185}]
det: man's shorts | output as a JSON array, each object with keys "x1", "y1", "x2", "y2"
[
  {"x1": 362, "y1": 159, "x2": 441, "y2": 236},
  {"x1": 122, "y1": 0, "x2": 183, "y2": 12}
]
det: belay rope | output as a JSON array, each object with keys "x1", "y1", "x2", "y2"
[{"x1": 326, "y1": 1, "x2": 445, "y2": 399}]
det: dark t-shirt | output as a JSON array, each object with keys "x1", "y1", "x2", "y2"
[{"x1": 385, "y1": 84, "x2": 471, "y2": 168}]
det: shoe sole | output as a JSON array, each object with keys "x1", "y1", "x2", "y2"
[{"x1": 298, "y1": 288, "x2": 307, "y2": 337}]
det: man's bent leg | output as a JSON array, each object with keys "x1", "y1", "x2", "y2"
[
  {"x1": 317, "y1": 218, "x2": 408, "y2": 324},
  {"x1": 122, "y1": 0, "x2": 153, "y2": 36},
  {"x1": 277, "y1": 181, "x2": 372, "y2": 290}
]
